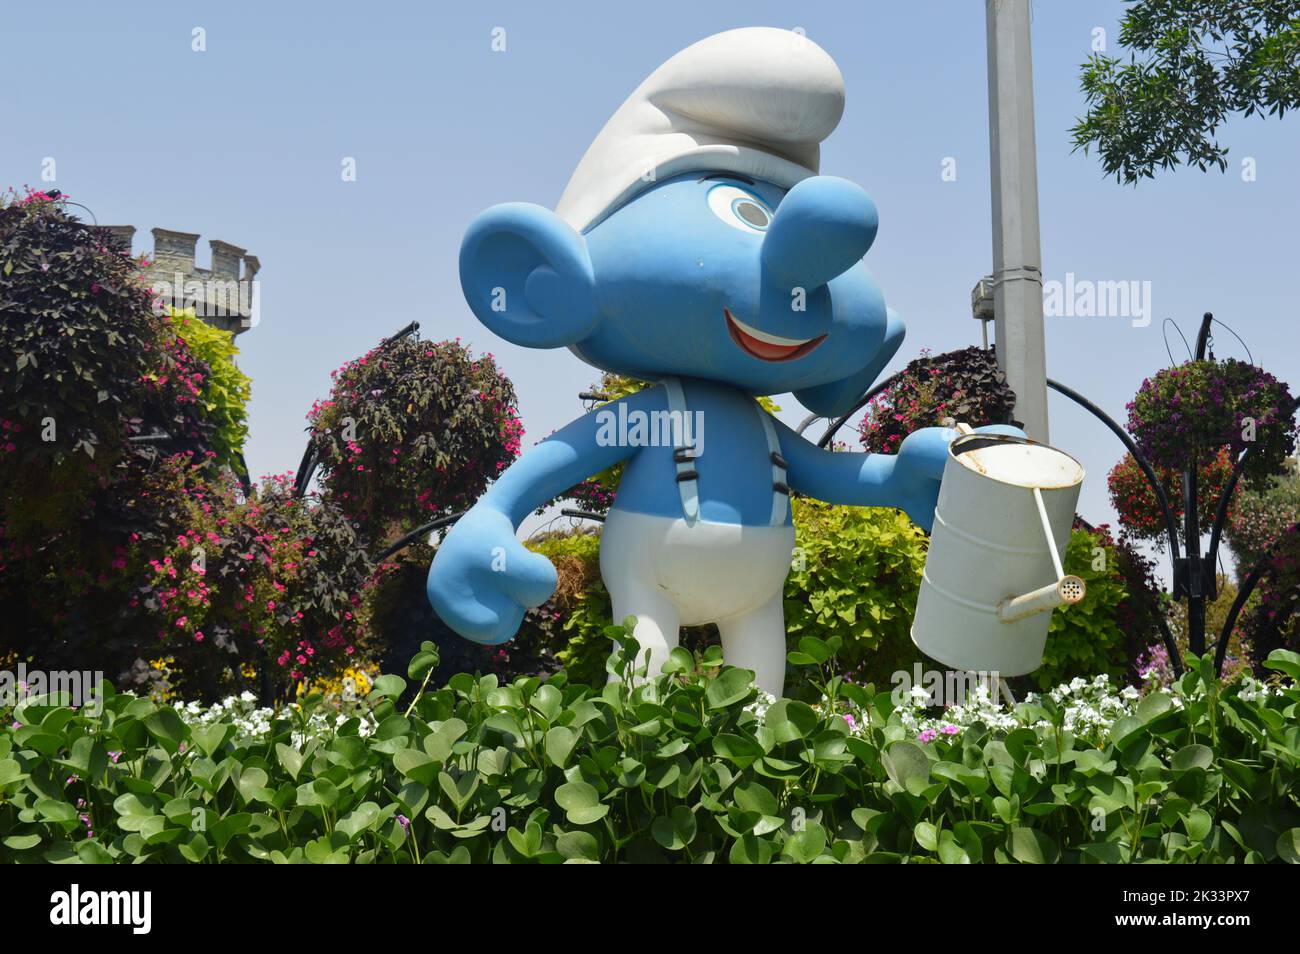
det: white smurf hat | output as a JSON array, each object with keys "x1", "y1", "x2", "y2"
[{"x1": 554, "y1": 27, "x2": 846, "y2": 233}]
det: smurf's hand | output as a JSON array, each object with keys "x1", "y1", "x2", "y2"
[
  {"x1": 426, "y1": 505, "x2": 558, "y2": 644},
  {"x1": 893, "y1": 424, "x2": 1027, "y2": 530}
]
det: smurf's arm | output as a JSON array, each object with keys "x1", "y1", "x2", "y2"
[
  {"x1": 477, "y1": 387, "x2": 655, "y2": 526},
  {"x1": 775, "y1": 420, "x2": 1025, "y2": 531},
  {"x1": 427, "y1": 387, "x2": 656, "y2": 644}
]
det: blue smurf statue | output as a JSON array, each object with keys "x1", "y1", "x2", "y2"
[{"x1": 429, "y1": 27, "x2": 1016, "y2": 694}]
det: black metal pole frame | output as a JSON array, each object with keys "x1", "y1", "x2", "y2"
[{"x1": 813, "y1": 313, "x2": 1289, "y2": 679}]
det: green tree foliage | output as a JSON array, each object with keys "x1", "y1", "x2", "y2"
[
  {"x1": 0, "y1": 194, "x2": 229, "y2": 680},
  {"x1": 1073, "y1": 0, "x2": 1300, "y2": 184},
  {"x1": 1, "y1": 191, "x2": 169, "y2": 470}
]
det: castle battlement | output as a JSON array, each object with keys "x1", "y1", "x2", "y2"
[{"x1": 104, "y1": 226, "x2": 260, "y2": 336}]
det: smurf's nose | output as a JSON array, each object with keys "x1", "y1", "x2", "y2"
[{"x1": 761, "y1": 176, "x2": 878, "y2": 292}]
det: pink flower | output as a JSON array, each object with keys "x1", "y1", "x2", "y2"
[{"x1": 917, "y1": 728, "x2": 938, "y2": 744}]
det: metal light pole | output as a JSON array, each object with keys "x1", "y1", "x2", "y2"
[{"x1": 986, "y1": 0, "x2": 1049, "y2": 441}]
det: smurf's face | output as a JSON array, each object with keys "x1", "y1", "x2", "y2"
[
  {"x1": 577, "y1": 171, "x2": 892, "y2": 397},
  {"x1": 458, "y1": 170, "x2": 904, "y2": 417}
]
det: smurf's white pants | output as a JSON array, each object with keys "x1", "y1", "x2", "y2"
[{"x1": 598, "y1": 509, "x2": 796, "y2": 696}]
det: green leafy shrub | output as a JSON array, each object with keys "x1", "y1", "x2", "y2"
[
  {"x1": 0, "y1": 193, "x2": 217, "y2": 545},
  {"x1": 1, "y1": 190, "x2": 170, "y2": 471},
  {"x1": 169, "y1": 307, "x2": 251, "y2": 473},
  {"x1": 1082, "y1": 521, "x2": 1167, "y2": 668},
  {"x1": 1032, "y1": 527, "x2": 1134, "y2": 692},
  {"x1": 505, "y1": 510, "x2": 1152, "y2": 699},
  {"x1": 521, "y1": 528, "x2": 612, "y2": 686},
  {"x1": 0, "y1": 195, "x2": 241, "y2": 682},
  {"x1": 1, "y1": 635, "x2": 1297, "y2": 864},
  {"x1": 784, "y1": 499, "x2": 927, "y2": 690},
  {"x1": 513, "y1": 503, "x2": 931, "y2": 695},
  {"x1": 129, "y1": 470, "x2": 378, "y2": 704}
]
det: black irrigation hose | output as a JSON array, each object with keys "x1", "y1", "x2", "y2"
[
  {"x1": 1206, "y1": 447, "x2": 1250, "y2": 572},
  {"x1": 1214, "y1": 521, "x2": 1300, "y2": 676},
  {"x1": 1045, "y1": 378, "x2": 1186, "y2": 677},
  {"x1": 816, "y1": 372, "x2": 902, "y2": 449},
  {"x1": 1046, "y1": 378, "x2": 1183, "y2": 566},
  {"x1": 375, "y1": 506, "x2": 610, "y2": 564},
  {"x1": 380, "y1": 321, "x2": 420, "y2": 347},
  {"x1": 233, "y1": 450, "x2": 253, "y2": 496},
  {"x1": 293, "y1": 444, "x2": 318, "y2": 498},
  {"x1": 374, "y1": 511, "x2": 467, "y2": 562}
]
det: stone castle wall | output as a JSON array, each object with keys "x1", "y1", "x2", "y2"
[{"x1": 102, "y1": 226, "x2": 259, "y2": 336}]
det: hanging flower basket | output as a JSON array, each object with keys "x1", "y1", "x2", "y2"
[
  {"x1": 1127, "y1": 359, "x2": 1298, "y2": 485},
  {"x1": 1107, "y1": 446, "x2": 1236, "y2": 542},
  {"x1": 859, "y1": 346, "x2": 1016, "y2": 455}
]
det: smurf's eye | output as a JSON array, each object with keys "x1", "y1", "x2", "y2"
[{"x1": 707, "y1": 184, "x2": 772, "y2": 234}]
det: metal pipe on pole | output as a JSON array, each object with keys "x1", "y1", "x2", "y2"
[{"x1": 986, "y1": 0, "x2": 1049, "y2": 441}]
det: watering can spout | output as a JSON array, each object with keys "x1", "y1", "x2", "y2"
[{"x1": 997, "y1": 575, "x2": 1086, "y2": 623}]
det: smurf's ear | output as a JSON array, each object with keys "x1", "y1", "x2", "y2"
[
  {"x1": 794, "y1": 307, "x2": 905, "y2": 418},
  {"x1": 459, "y1": 203, "x2": 599, "y2": 349}
]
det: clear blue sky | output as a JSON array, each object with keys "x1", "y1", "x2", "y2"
[{"x1": 6, "y1": 1, "x2": 1298, "y2": 576}]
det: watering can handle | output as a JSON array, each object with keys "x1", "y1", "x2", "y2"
[
  {"x1": 1033, "y1": 487, "x2": 1065, "y2": 581},
  {"x1": 996, "y1": 486, "x2": 1087, "y2": 622}
]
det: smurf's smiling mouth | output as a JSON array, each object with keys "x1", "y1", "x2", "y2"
[{"x1": 724, "y1": 308, "x2": 826, "y2": 362}]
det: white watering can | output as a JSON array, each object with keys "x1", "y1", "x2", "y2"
[{"x1": 911, "y1": 427, "x2": 1086, "y2": 676}]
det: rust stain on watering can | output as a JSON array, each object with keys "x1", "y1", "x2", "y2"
[{"x1": 952, "y1": 436, "x2": 1083, "y2": 490}]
